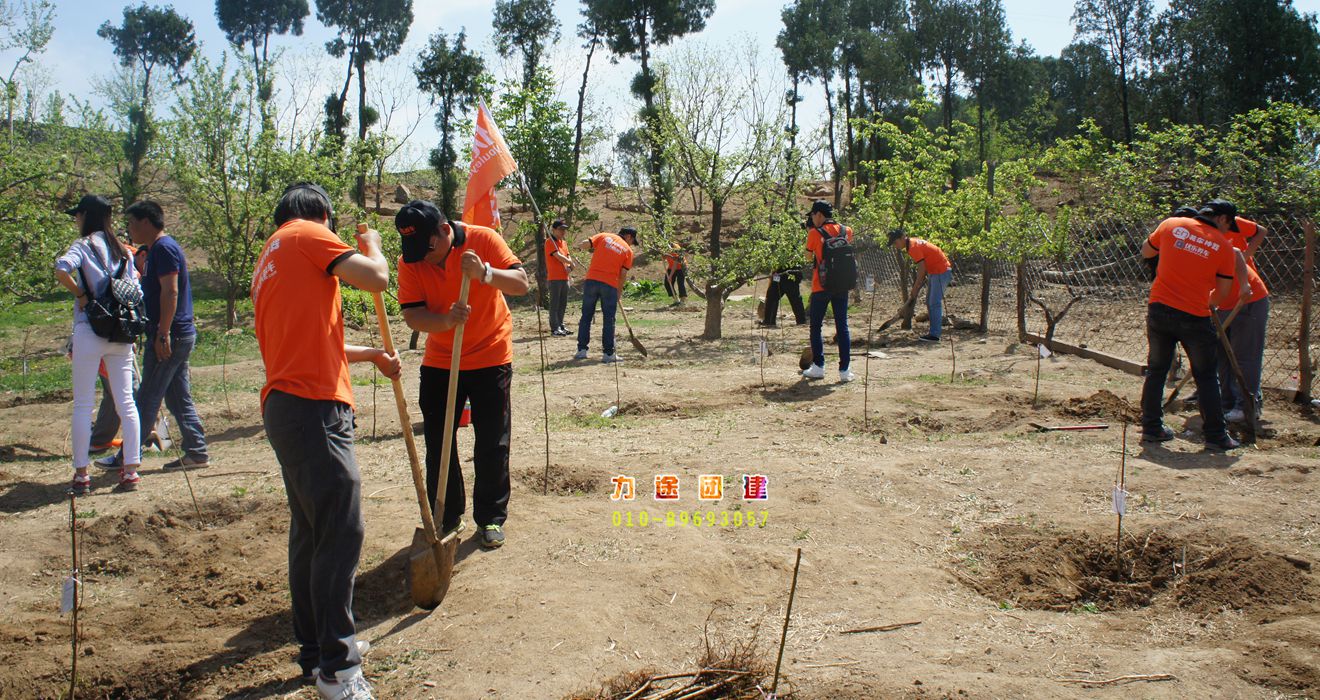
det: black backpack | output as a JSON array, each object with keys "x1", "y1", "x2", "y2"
[
  {"x1": 816, "y1": 224, "x2": 857, "y2": 295},
  {"x1": 82, "y1": 234, "x2": 147, "y2": 344}
]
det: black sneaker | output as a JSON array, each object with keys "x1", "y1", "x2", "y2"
[
  {"x1": 1141, "y1": 426, "x2": 1176, "y2": 442},
  {"x1": 918, "y1": 334, "x2": 940, "y2": 343},
  {"x1": 479, "y1": 524, "x2": 505, "y2": 549},
  {"x1": 1205, "y1": 434, "x2": 1241, "y2": 451}
]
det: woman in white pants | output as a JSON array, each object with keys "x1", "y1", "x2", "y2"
[{"x1": 53, "y1": 195, "x2": 142, "y2": 494}]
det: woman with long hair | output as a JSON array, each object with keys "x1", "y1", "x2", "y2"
[{"x1": 53, "y1": 195, "x2": 142, "y2": 494}]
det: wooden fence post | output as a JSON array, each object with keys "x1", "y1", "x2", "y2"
[
  {"x1": 1016, "y1": 260, "x2": 1027, "y2": 343},
  {"x1": 1299, "y1": 218, "x2": 1315, "y2": 402}
]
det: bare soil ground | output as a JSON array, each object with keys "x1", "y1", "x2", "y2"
[{"x1": 1, "y1": 296, "x2": 1318, "y2": 699}]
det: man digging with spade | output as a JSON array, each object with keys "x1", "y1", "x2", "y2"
[
  {"x1": 252, "y1": 183, "x2": 400, "y2": 700},
  {"x1": 395, "y1": 200, "x2": 530, "y2": 549}
]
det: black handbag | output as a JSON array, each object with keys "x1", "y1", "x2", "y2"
[{"x1": 82, "y1": 234, "x2": 147, "y2": 344}]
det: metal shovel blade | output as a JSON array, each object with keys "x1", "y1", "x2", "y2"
[{"x1": 409, "y1": 527, "x2": 457, "y2": 610}]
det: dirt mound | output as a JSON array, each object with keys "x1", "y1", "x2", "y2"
[
  {"x1": 1062, "y1": 390, "x2": 1140, "y2": 423},
  {"x1": 0, "y1": 389, "x2": 72, "y2": 408},
  {"x1": 957, "y1": 524, "x2": 1314, "y2": 614},
  {"x1": 517, "y1": 463, "x2": 612, "y2": 496}
]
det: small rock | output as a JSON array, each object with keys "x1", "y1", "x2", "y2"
[
  {"x1": 423, "y1": 680, "x2": 436, "y2": 688},
  {"x1": 394, "y1": 183, "x2": 412, "y2": 204},
  {"x1": 83, "y1": 645, "x2": 95, "y2": 656}
]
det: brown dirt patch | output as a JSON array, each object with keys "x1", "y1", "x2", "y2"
[
  {"x1": 958, "y1": 524, "x2": 1315, "y2": 614},
  {"x1": 517, "y1": 462, "x2": 612, "y2": 496},
  {"x1": 1061, "y1": 389, "x2": 1140, "y2": 423}
]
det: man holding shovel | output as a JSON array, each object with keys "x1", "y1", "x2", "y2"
[
  {"x1": 1139, "y1": 201, "x2": 1247, "y2": 450},
  {"x1": 546, "y1": 219, "x2": 575, "y2": 336},
  {"x1": 574, "y1": 227, "x2": 637, "y2": 363},
  {"x1": 395, "y1": 200, "x2": 529, "y2": 549},
  {"x1": 252, "y1": 182, "x2": 400, "y2": 700},
  {"x1": 1215, "y1": 213, "x2": 1271, "y2": 423},
  {"x1": 889, "y1": 228, "x2": 952, "y2": 343}
]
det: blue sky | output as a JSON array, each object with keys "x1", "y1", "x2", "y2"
[{"x1": 6, "y1": 0, "x2": 1319, "y2": 171}]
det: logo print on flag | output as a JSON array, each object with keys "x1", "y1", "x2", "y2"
[{"x1": 461, "y1": 100, "x2": 518, "y2": 230}]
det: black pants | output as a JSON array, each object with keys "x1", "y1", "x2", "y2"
[
  {"x1": 263, "y1": 390, "x2": 365, "y2": 678},
  {"x1": 419, "y1": 364, "x2": 512, "y2": 530},
  {"x1": 764, "y1": 272, "x2": 806, "y2": 325},
  {"x1": 1141, "y1": 303, "x2": 1227, "y2": 440},
  {"x1": 665, "y1": 269, "x2": 687, "y2": 298},
  {"x1": 548, "y1": 279, "x2": 569, "y2": 330}
]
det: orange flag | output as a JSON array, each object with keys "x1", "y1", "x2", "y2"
[{"x1": 461, "y1": 99, "x2": 518, "y2": 229}]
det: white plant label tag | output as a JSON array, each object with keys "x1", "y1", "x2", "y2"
[
  {"x1": 1038, "y1": 343, "x2": 1052, "y2": 358},
  {"x1": 771, "y1": 274, "x2": 781, "y2": 282},
  {"x1": 61, "y1": 576, "x2": 78, "y2": 614},
  {"x1": 1111, "y1": 485, "x2": 1127, "y2": 515},
  {"x1": 759, "y1": 340, "x2": 768, "y2": 358},
  {"x1": 864, "y1": 275, "x2": 875, "y2": 292}
]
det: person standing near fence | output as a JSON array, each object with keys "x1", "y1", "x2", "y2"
[
  {"x1": 663, "y1": 242, "x2": 688, "y2": 305},
  {"x1": 1215, "y1": 211, "x2": 1271, "y2": 423},
  {"x1": 762, "y1": 264, "x2": 806, "y2": 327},
  {"x1": 545, "y1": 219, "x2": 574, "y2": 336},
  {"x1": 803, "y1": 200, "x2": 856, "y2": 382},
  {"x1": 394, "y1": 200, "x2": 530, "y2": 549},
  {"x1": 252, "y1": 182, "x2": 400, "y2": 700},
  {"x1": 889, "y1": 228, "x2": 952, "y2": 343},
  {"x1": 1139, "y1": 202, "x2": 1247, "y2": 450},
  {"x1": 54, "y1": 195, "x2": 143, "y2": 494},
  {"x1": 574, "y1": 227, "x2": 637, "y2": 363}
]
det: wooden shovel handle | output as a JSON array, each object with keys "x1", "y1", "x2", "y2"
[{"x1": 433, "y1": 276, "x2": 471, "y2": 522}]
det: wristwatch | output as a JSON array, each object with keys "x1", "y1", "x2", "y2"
[{"x1": 482, "y1": 262, "x2": 493, "y2": 284}]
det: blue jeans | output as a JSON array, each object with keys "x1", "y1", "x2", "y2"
[
  {"x1": 1216, "y1": 297, "x2": 1269, "y2": 412},
  {"x1": 926, "y1": 270, "x2": 952, "y2": 338},
  {"x1": 809, "y1": 291, "x2": 850, "y2": 371},
  {"x1": 577, "y1": 279, "x2": 618, "y2": 356},
  {"x1": 137, "y1": 332, "x2": 208, "y2": 458}
]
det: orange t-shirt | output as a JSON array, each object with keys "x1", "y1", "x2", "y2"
[
  {"x1": 545, "y1": 236, "x2": 569, "y2": 281},
  {"x1": 806, "y1": 222, "x2": 853, "y2": 293},
  {"x1": 1217, "y1": 217, "x2": 1269, "y2": 310},
  {"x1": 584, "y1": 232, "x2": 634, "y2": 289},
  {"x1": 663, "y1": 251, "x2": 685, "y2": 272},
  {"x1": 905, "y1": 238, "x2": 951, "y2": 275},
  {"x1": 1146, "y1": 216, "x2": 1236, "y2": 317},
  {"x1": 398, "y1": 222, "x2": 522, "y2": 371},
  {"x1": 252, "y1": 219, "x2": 356, "y2": 409}
]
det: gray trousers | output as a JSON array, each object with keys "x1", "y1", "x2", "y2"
[
  {"x1": 1216, "y1": 296, "x2": 1270, "y2": 412},
  {"x1": 263, "y1": 390, "x2": 365, "y2": 678},
  {"x1": 548, "y1": 279, "x2": 569, "y2": 330}
]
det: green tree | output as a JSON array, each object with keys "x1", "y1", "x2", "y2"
[
  {"x1": 315, "y1": 0, "x2": 413, "y2": 205},
  {"x1": 97, "y1": 3, "x2": 197, "y2": 204},
  {"x1": 583, "y1": 0, "x2": 716, "y2": 230},
  {"x1": 958, "y1": 0, "x2": 1009, "y2": 167},
  {"x1": 1072, "y1": 0, "x2": 1152, "y2": 144},
  {"x1": 570, "y1": 9, "x2": 604, "y2": 211},
  {"x1": 492, "y1": 0, "x2": 559, "y2": 91},
  {"x1": 214, "y1": 0, "x2": 309, "y2": 106},
  {"x1": 415, "y1": 28, "x2": 486, "y2": 216},
  {"x1": 777, "y1": 0, "x2": 845, "y2": 208},
  {"x1": 1, "y1": 0, "x2": 54, "y2": 143}
]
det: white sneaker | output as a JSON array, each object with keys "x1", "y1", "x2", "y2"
[
  {"x1": 304, "y1": 641, "x2": 370, "y2": 686},
  {"x1": 573, "y1": 349, "x2": 588, "y2": 360},
  {"x1": 839, "y1": 369, "x2": 856, "y2": 383},
  {"x1": 1224, "y1": 407, "x2": 1245, "y2": 423},
  {"x1": 602, "y1": 353, "x2": 620, "y2": 364},
  {"x1": 316, "y1": 665, "x2": 374, "y2": 700},
  {"x1": 94, "y1": 454, "x2": 122, "y2": 471},
  {"x1": 802, "y1": 364, "x2": 825, "y2": 380}
]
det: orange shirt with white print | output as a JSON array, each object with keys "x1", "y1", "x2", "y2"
[
  {"x1": 1146, "y1": 216, "x2": 1236, "y2": 317},
  {"x1": 398, "y1": 222, "x2": 522, "y2": 371},
  {"x1": 664, "y1": 250, "x2": 685, "y2": 272},
  {"x1": 806, "y1": 222, "x2": 853, "y2": 293},
  {"x1": 545, "y1": 236, "x2": 569, "y2": 281},
  {"x1": 905, "y1": 237, "x2": 951, "y2": 275},
  {"x1": 584, "y1": 232, "x2": 634, "y2": 289},
  {"x1": 251, "y1": 219, "x2": 357, "y2": 409},
  {"x1": 1217, "y1": 216, "x2": 1269, "y2": 310}
]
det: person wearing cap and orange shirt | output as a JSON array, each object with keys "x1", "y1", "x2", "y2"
[
  {"x1": 889, "y1": 228, "x2": 952, "y2": 343},
  {"x1": 545, "y1": 219, "x2": 575, "y2": 336},
  {"x1": 803, "y1": 201, "x2": 855, "y2": 382},
  {"x1": 252, "y1": 182, "x2": 400, "y2": 700},
  {"x1": 663, "y1": 242, "x2": 688, "y2": 305},
  {"x1": 574, "y1": 227, "x2": 637, "y2": 363},
  {"x1": 1215, "y1": 213, "x2": 1271, "y2": 423},
  {"x1": 395, "y1": 200, "x2": 530, "y2": 550},
  {"x1": 1139, "y1": 199, "x2": 1249, "y2": 451}
]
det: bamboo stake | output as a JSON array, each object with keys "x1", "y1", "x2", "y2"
[
  {"x1": 536, "y1": 284, "x2": 551, "y2": 496},
  {"x1": 1057, "y1": 673, "x2": 1175, "y2": 686},
  {"x1": 220, "y1": 329, "x2": 233, "y2": 417},
  {"x1": 369, "y1": 298, "x2": 378, "y2": 441},
  {"x1": 68, "y1": 495, "x2": 79, "y2": 700},
  {"x1": 1033, "y1": 344, "x2": 1043, "y2": 406},
  {"x1": 614, "y1": 354, "x2": 621, "y2": 414},
  {"x1": 1116, "y1": 422, "x2": 1127, "y2": 567},
  {"x1": 949, "y1": 333, "x2": 957, "y2": 382},
  {"x1": 840, "y1": 620, "x2": 922, "y2": 634},
  {"x1": 771, "y1": 548, "x2": 802, "y2": 696},
  {"x1": 864, "y1": 276, "x2": 877, "y2": 431},
  {"x1": 182, "y1": 464, "x2": 203, "y2": 521}
]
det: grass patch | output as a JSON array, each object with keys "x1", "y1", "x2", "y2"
[
  {"x1": 189, "y1": 327, "x2": 260, "y2": 367},
  {"x1": 0, "y1": 354, "x2": 72, "y2": 396},
  {"x1": 549, "y1": 411, "x2": 623, "y2": 430},
  {"x1": 619, "y1": 317, "x2": 681, "y2": 329},
  {"x1": 913, "y1": 373, "x2": 988, "y2": 387},
  {"x1": 0, "y1": 300, "x2": 67, "y2": 331}
]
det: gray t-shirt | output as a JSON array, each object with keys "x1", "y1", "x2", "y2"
[{"x1": 55, "y1": 232, "x2": 140, "y2": 326}]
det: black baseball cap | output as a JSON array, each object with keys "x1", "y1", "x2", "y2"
[
  {"x1": 396, "y1": 200, "x2": 446, "y2": 263},
  {"x1": 809, "y1": 200, "x2": 832, "y2": 218},
  {"x1": 66, "y1": 194, "x2": 112, "y2": 218},
  {"x1": 1171, "y1": 205, "x2": 1200, "y2": 218},
  {"x1": 619, "y1": 226, "x2": 639, "y2": 243},
  {"x1": 1199, "y1": 199, "x2": 1240, "y2": 232},
  {"x1": 887, "y1": 228, "x2": 906, "y2": 244},
  {"x1": 551, "y1": 219, "x2": 567, "y2": 229}
]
